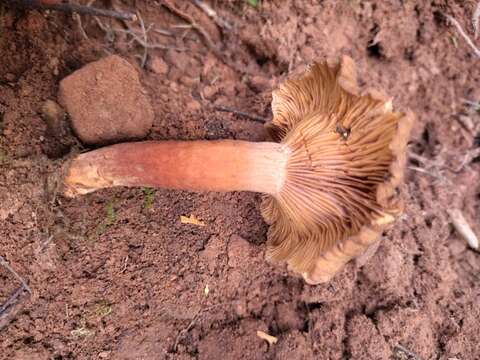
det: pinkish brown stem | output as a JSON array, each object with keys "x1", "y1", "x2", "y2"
[{"x1": 63, "y1": 140, "x2": 290, "y2": 197}]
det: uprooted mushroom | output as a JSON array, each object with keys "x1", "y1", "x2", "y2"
[{"x1": 62, "y1": 56, "x2": 414, "y2": 284}]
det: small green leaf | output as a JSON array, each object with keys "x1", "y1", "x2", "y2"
[
  {"x1": 94, "y1": 200, "x2": 117, "y2": 236},
  {"x1": 105, "y1": 200, "x2": 116, "y2": 226},
  {"x1": 246, "y1": 0, "x2": 259, "y2": 8},
  {"x1": 143, "y1": 187, "x2": 155, "y2": 209}
]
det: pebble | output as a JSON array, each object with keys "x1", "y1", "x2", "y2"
[
  {"x1": 98, "y1": 351, "x2": 111, "y2": 358},
  {"x1": 187, "y1": 100, "x2": 202, "y2": 111},
  {"x1": 203, "y1": 85, "x2": 217, "y2": 99},
  {"x1": 148, "y1": 56, "x2": 169, "y2": 75},
  {"x1": 58, "y1": 55, "x2": 154, "y2": 145}
]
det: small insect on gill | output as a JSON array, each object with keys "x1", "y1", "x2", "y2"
[{"x1": 335, "y1": 123, "x2": 351, "y2": 141}]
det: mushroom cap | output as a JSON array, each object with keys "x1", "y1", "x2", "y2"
[{"x1": 261, "y1": 56, "x2": 414, "y2": 284}]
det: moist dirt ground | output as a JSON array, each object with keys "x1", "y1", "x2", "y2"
[{"x1": 1, "y1": 1, "x2": 480, "y2": 359}]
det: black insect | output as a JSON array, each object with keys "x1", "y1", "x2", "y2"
[{"x1": 335, "y1": 124, "x2": 351, "y2": 141}]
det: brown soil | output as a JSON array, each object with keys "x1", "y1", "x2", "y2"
[{"x1": 1, "y1": 1, "x2": 480, "y2": 359}]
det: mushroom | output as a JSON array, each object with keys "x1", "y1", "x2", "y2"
[{"x1": 62, "y1": 56, "x2": 414, "y2": 284}]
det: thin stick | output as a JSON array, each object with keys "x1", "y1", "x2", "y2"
[
  {"x1": 162, "y1": 0, "x2": 223, "y2": 59},
  {"x1": 0, "y1": 256, "x2": 32, "y2": 294},
  {"x1": 153, "y1": 28, "x2": 175, "y2": 37},
  {"x1": 73, "y1": 13, "x2": 86, "y2": 40},
  {"x1": 0, "y1": 284, "x2": 30, "y2": 332},
  {"x1": 473, "y1": 1, "x2": 480, "y2": 39},
  {"x1": 115, "y1": 27, "x2": 183, "y2": 50},
  {"x1": 214, "y1": 105, "x2": 267, "y2": 123},
  {"x1": 136, "y1": 11, "x2": 149, "y2": 68},
  {"x1": 447, "y1": 209, "x2": 479, "y2": 250},
  {"x1": 173, "y1": 308, "x2": 201, "y2": 352},
  {"x1": 0, "y1": 285, "x2": 27, "y2": 315},
  {"x1": 110, "y1": 4, "x2": 187, "y2": 51},
  {"x1": 408, "y1": 166, "x2": 444, "y2": 180},
  {"x1": 172, "y1": 304, "x2": 223, "y2": 352},
  {"x1": 445, "y1": 14, "x2": 480, "y2": 57},
  {"x1": 75, "y1": 0, "x2": 97, "y2": 40},
  {"x1": 408, "y1": 152, "x2": 432, "y2": 166},
  {"x1": 394, "y1": 344, "x2": 422, "y2": 360},
  {"x1": 192, "y1": 0, "x2": 232, "y2": 31},
  {"x1": 452, "y1": 147, "x2": 480, "y2": 172},
  {"x1": 11, "y1": 0, "x2": 137, "y2": 21},
  {"x1": 462, "y1": 98, "x2": 480, "y2": 111}
]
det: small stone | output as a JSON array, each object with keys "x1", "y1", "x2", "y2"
[
  {"x1": 58, "y1": 55, "x2": 154, "y2": 145},
  {"x1": 41, "y1": 100, "x2": 66, "y2": 136},
  {"x1": 203, "y1": 85, "x2": 217, "y2": 99},
  {"x1": 49, "y1": 57, "x2": 60, "y2": 76},
  {"x1": 186, "y1": 100, "x2": 201, "y2": 111},
  {"x1": 40, "y1": 100, "x2": 74, "y2": 158},
  {"x1": 180, "y1": 76, "x2": 197, "y2": 87},
  {"x1": 233, "y1": 300, "x2": 247, "y2": 317},
  {"x1": 169, "y1": 81, "x2": 179, "y2": 92},
  {"x1": 98, "y1": 351, "x2": 111, "y2": 358},
  {"x1": 148, "y1": 56, "x2": 169, "y2": 75}
]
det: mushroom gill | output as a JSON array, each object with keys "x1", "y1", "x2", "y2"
[{"x1": 261, "y1": 56, "x2": 414, "y2": 283}]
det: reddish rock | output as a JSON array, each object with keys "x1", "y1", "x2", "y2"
[{"x1": 58, "y1": 55, "x2": 154, "y2": 145}]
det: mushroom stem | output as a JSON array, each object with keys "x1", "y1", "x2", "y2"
[{"x1": 63, "y1": 140, "x2": 290, "y2": 197}]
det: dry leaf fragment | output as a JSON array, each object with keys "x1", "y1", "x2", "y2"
[
  {"x1": 180, "y1": 214, "x2": 206, "y2": 226},
  {"x1": 71, "y1": 327, "x2": 93, "y2": 338},
  {"x1": 256, "y1": 330, "x2": 278, "y2": 345}
]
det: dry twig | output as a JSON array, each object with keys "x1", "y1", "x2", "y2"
[
  {"x1": 0, "y1": 255, "x2": 31, "y2": 294},
  {"x1": 445, "y1": 14, "x2": 480, "y2": 57},
  {"x1": 0, "y1": 285, "x2": 30, "y2": 332},
  {"x1": 409, "y1": 147, "x2": 480, "y2": 177},
  {"x1": 192, "y1": 0, "x2": 232, "y2": 31},
  {"x1": 9, "y1": 0, "x2": 136, "y2": 21},
  {"x1": 394, "y1": 344, "x2": 422, "y2": 360},
  {"x1": 214, "y1": 105, "x2": 267, "y2": 123},
  {"x1": 136, "y1": 10, "x2": 149, "y2": 68},
  {"x1": 172, "y1": 304, "x2": 222, "y2": 352},
  {"x1": 92, "y1": 8, "x2": 185, "y2": 67},
  {"x1": 408, "y1": 151, "x2": 446, "y2": 181},
  {"x1": 462, "y1": 98, "x2": 480, "y2": 112},
  {"x1": 447, "y1": 209, "x2": 479, "y2": 250},
  {"x1": 162, "y1": 0, "x2": 223, "y2": 60},
  {"x1": 451, "y1": 147, "x2": 480, "y2": 172},
  {"x1": 0, "y1": 286, "x2": 27, "y2": 316},
  {"x1": 73, "y1": 0, "x2": 97, "y2": 40},
  {"x1": 473, "y1": 1, "x2": 480, "y2": 39}
]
